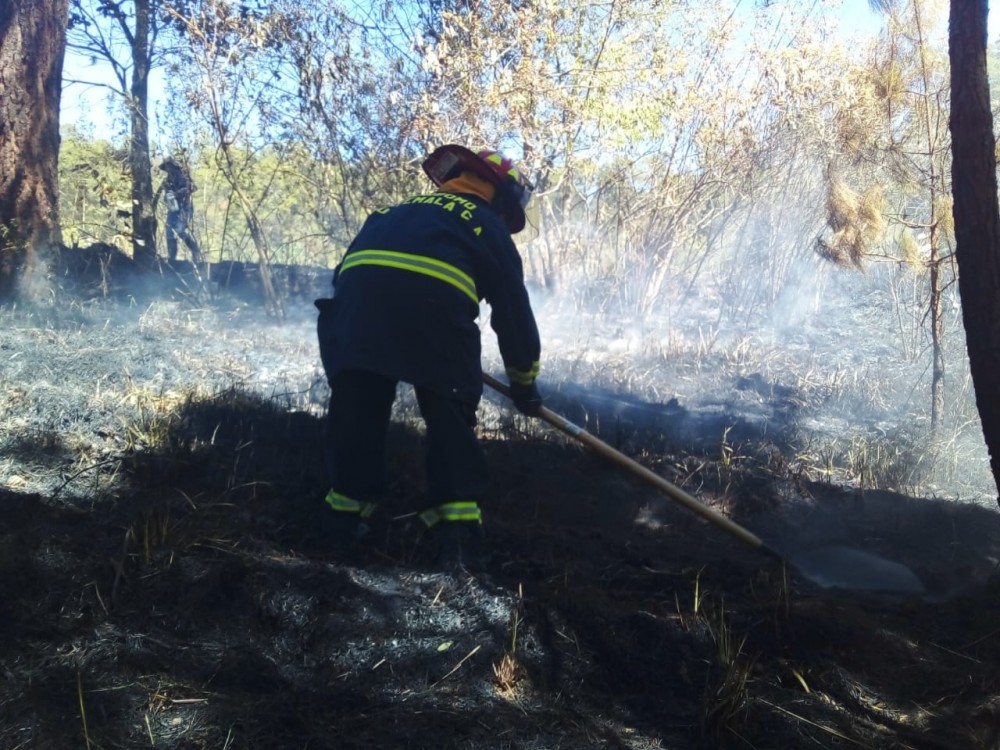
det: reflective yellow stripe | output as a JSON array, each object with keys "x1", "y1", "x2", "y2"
[
  {"x1": 324, "y1": 490, "x2": 377, "y2": 518},
  {"x1": 484, "y1": 152, "x2": 521, "y2": 182},
  {"x1": 505, "y1": 360, "x2": 540, "y2": 385},
  {"x1": 419, "y1": 501, "x2": 483, "y2": 528},
  {"x1": 340, "y1": 249, "x2": 479, "y2": 304}
]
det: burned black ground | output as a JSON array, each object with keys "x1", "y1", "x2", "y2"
[{"x1": 3, "y1": 260, "x2": 1000, "y2": 749}]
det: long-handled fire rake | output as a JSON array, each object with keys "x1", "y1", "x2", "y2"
[{"x1": 483, "y1": 372, "x2": 926, "y2": 596}]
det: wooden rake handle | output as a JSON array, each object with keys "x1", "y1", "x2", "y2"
[{"x1": 482, "y1": 372, "x2": 781, "y2": 559}]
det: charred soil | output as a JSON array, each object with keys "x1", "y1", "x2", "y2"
[{"x1": 3, "y1": 259, "x2": 1000, "y2": 749}]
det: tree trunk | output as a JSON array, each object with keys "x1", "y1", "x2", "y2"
[
  {"x1": 130, "y1": 0, "x2": 157, "y2": 269},
  {"x1": 913, "y1": 2, "x2": 946, "y2": 433},
  {"x1": 949, "y1": 0, "x2": 1000, "y2": 501},
  {"x1": 0, "y1": 0, "x2": 68, "y2": 299},
  {"x1": 928, "y1": 224, "x2": 944, "y2": 431}
]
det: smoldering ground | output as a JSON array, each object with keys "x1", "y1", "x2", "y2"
[{"x1": 2, "y1": 247, "x2": 1000, "y2": 749}]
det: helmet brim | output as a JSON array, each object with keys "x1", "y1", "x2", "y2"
[
  {"x1": 422, "y1": 144, "x2": 528, "y2": 234},
  {"x1": 423, "y1": 145, "x2": 499, "y2": 188}
]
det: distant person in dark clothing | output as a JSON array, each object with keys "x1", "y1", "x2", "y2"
[
  {"x1": 156, "y1": 157, "x2": 203, "y2": 264},
  {"x1": 315, "y1": 144, "x2": 543, "y2": 566}
]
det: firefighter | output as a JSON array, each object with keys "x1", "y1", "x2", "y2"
[
  {"x1": 315, "y1": 144, "x2": 543, "y2": 566},
  {"x1": 156, "y1": 156, "x2": 204, "y2": 264}
]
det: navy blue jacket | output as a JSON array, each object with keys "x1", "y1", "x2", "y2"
[{"x1": 316, "y1": 189, "x2": 541, "y2": 403}]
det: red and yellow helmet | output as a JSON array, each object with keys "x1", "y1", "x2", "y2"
[{"x1": 422, "y1": 144, "x2": 535, "y2": 233}]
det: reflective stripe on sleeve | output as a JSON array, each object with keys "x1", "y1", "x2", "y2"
[
  {"x1": 324, "y1": 490, "x2": 377, "y2": 518},
  {"x1": 505, "y1": 360, "x2": 540, "y2": 385},
  {"x1": 419, "y1": 501, "x2": 483, "y2": 528},
  {"x1": 340, "y1": 249, "x2": 479, "y2": 304}
]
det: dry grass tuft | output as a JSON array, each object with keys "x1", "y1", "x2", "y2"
[
  {"x1": 701, "y1": 599, "x2": 758, "y2": 740},
  {"x1": 493, "y1": 583, "x2": 527, "y2": 694},
  {"x1": 791, "y1": 432, "x2": 926, "y2": 493},
  {"x1": 493, "y1": 651, "x2": 525, "y2": 694}
]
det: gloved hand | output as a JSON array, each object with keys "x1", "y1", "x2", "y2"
[{"x1": 509, "y1": 381, "x2": 543, "y2": 417}]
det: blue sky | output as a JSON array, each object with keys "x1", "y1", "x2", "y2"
[
  {"x1": 61, "y1": 49, "x2": 167, "y2": 144},
  {"x1": 59, "y1": 1, "x2": 994, "y2": 144}
]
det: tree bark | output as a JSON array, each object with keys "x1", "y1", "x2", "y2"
[
  {"x1": 928, "y1": 227, "x2": 945, "y2": 431},
  {"x1": 949, "y1": 0, "x2": 1000, "y2": 501},
  {"x1": 130, "y1": 0, "x2": 157, "y2": 269},
  {"x1": 0, "y1": 0, "x2": 68, "y2": 299},
  {"x1": 67, "y1": 0, "x2": 159, "y2": 268}
]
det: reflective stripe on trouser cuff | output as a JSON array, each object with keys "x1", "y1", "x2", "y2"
[
  {"x1": 419, "y1": 501, "x2": 483, "y2": 528},
  {"x1": 506, "y1": 360, "x2": 540, "y2": 385},
  {"x1": 324, "y1": 490, "x2": 377, "y2": 518},
  {"x1": 340, "y1": 249, "x2": 479, "y2": 304}
]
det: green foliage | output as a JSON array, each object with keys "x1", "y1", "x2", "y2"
[
  {"x1": 59, "y1": 126, "x2": 133, "y2": 251},
  {"x1": 58, "y1": 0, "x2": 960, "y2": 311},
  {"x1": 187, "y1": 143, "x2": 347, "y2": 267}
]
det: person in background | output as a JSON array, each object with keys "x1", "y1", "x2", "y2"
[
  {"x1": 156, "y1": 156, "x2": 203, "y2": 264},
  {"x1": 316, "y1": 144, "x2": 543, "y2": 567}
]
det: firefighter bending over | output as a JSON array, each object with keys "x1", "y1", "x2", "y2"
[{"x1": 315, "y1": 144, "x2": 543, "y2": 567}]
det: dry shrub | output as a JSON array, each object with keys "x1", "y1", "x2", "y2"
[
  {"x1": 899, "y1": 228, "x2": 922, "y2": 270},
  {"x1": 821, "y1": 175, "x2": 885, "y2": 267}
]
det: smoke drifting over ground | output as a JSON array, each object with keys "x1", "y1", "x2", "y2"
[
  {"x1": 3, "y1": 248, "x2": 991, "y2": 508},
  {"x1": 511, "y1": 250, "x2": 993, "y2": 504}
]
